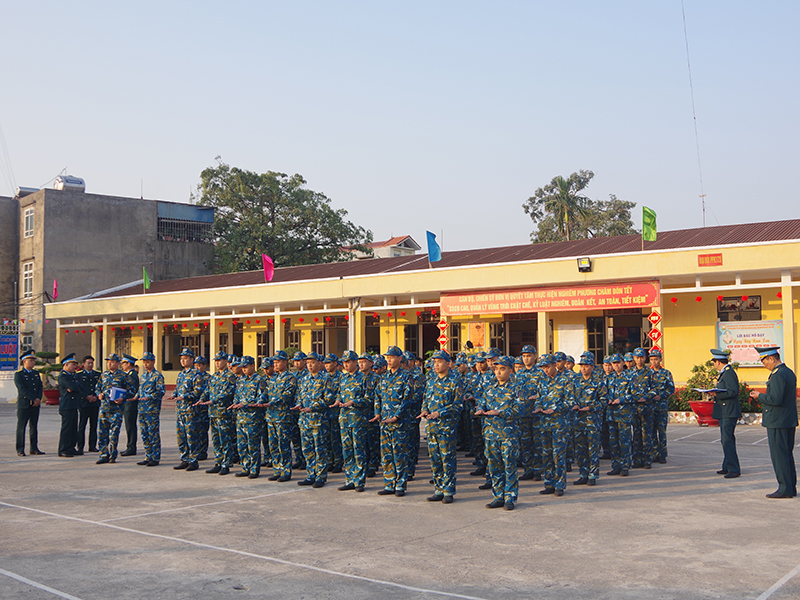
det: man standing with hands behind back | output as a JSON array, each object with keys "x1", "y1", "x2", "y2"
[
  {"x1": 15, "y1": 349, "x2": 44, "y2": 456},
  {"x1": 750, "y1": 346, "x2": 797, "y2": 499}
]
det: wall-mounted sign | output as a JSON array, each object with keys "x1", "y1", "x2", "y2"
[
  {"x1": 698, "y1": 253, "x2": 723, "y2": 267},
  {"x1": 716, "y1": 320, "x2": 783, "y2": 366},
  {"x1": 440, "y1": 281, "x2": 660, "y2": 316}
]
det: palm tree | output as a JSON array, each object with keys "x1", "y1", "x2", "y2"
[{"x1": 542, "y1": 175, "x2": 590, "y2": 241}]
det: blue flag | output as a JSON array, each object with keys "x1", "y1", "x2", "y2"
[{"x1": 426, "y1": 231, "x2": 442, "y2": 263}]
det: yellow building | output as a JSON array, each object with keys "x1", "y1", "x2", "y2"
[{"x1": 46, "y1": 219, "x2": 800, "y2": 390}]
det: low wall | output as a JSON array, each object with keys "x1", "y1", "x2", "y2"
[{"x1": 669, "y1": 411, "x2": 763, "y2": 426}]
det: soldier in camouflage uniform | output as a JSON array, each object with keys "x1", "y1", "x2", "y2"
[
  {"x1": 535, "y1": 353, "x2": 575, "y2": 496},
  {"x1": 95, "y1": 353, "x2": 134, "y2": 464},
  {"x1": 516, "y1": 345, "x2": 541, "y2": 481},
  {"x1": 324, "y1": 353, "x2": 344, "y2": 473},
  {"x1": 265, "y1": 350, "x2": 296, "y2": 482},
  {"x1": 193, "y1": 355, "x2": 211, "y2": 461},
  {"x1": 231, "y1": 356, "x2": 266, "y2": 478},
  {"x1": 628, "y1": 347, "x2": 655, "y2": 469},
  {"x1": 259, "y1": 357, "x2": 274, "y2": 468},
  {"x1": 469, "y1": 354, "x2": 490, "y2": 478},
  {"x1": 290, "y1": 351, "x2": 308, "y2": 470},
  {"x1": 600, "y1": 355, "x2": 614, "y2": 459},
  {"x1": 373, "y1": 346, "x2": 412, "y2": 496},
  {"x1": 358, "y1": 353, "x2": 380, "y2": 477},
  {"x1": 403, "y1": 351, "x2": 424, "y2": 480},
  {"x1": 197, "y1": 351, "x2": 237, "y2": 475},
  {"x1": 476, "y1": 355, "x2": 520, "y2": 510},
  {"x1": 572, "y1": 352, "x2": 607, "y2": 485},
  {"x1": 420, "y1": 349, "x2": 463, "y2": 503},
  {"x1": 606, "y1": 354, "x2": 633, "y2": 476},
  {"x1": 294, "y1": 352, "x2": 332, "y2": 488},
  {"x1": 335, "y1": 350, "x2": 370, "y2": 491},
  {"x1": 135, "y1": 352, "x2": 164, "y2": 466},
  {"x1": 171, "y1": 348, "x2": 206, "y2": 472},
  {"x1": 454, "y1": 356, "x2": 473, "y2": 453},
  {"x1": 648, "y1": 348, "x2": 675, "y2": 464},
  {"x1": 119, "y1": 354, "x2": 139, "y2": 457}
]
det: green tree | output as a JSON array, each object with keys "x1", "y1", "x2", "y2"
[
  {"x1": 523, "y1": 171, "x2": 638, "y2": 243},
  {"x1": 195, "y1": 159, "x2": 374, "y2": 273}
]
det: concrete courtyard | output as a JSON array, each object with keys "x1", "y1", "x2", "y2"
[{"x1": 1, "y1": 402, "x2": 798, "y2": 600}]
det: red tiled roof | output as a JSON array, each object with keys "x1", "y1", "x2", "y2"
[{"x1": 97, "y1": 219, "x2": 800, "y2": 298}]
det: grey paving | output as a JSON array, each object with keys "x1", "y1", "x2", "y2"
[{"x1": 1, "y1": 402, "x2": 798, "y2": 600}]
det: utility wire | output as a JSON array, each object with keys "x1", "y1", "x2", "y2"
[{"x1": 681, "y1": 0, "x2": 707, "y2": 226}]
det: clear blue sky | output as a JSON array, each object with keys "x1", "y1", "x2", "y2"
[{"x1": 1, "y1": 2, "x2": 797, "y2": 251}]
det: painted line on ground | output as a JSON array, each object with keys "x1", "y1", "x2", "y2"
[
  {"x1": 99, "y1": 488, "x2": 304, "y2": 522},
  {"x1": 0, "y1": 501, "x2": 491, "y2": 600},
  {"x1": 0, "y1": 567, "x2": 86, "y2": 600},
  {"x1": 673, "y1": 431, "x2": 708, "y2": 441},
  {"x1": 751, "y1": 437, "x2": 769, "y2": 445},
  {"x1": 755, "y1": 560, "x2": 800, "y2": 600}
]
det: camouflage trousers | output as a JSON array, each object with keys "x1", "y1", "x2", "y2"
[
  {"x1": 98, "y1": 407, "x2": 123, "y2": 461},
  {"x1": 209, "y1": 411, "x2": 236, "y2": 468},
  {"x1": 573, "y1": 421, "x2": 601, "y2": 480},
  {"x1": 470, "y1": 416, "x2": 486, "y2": 467},
  {"x1": 632, "y1": 403, "x2": 655, "y2": 467},
  {"x1": 540, "y1": 415, "x2": 569, "y2": 491},
  {"x1": 290, "y1": 412, "x2": 304, "y2": 466},
  {"x1": 485, "y1": 436, "x2": 519, "y2": 503},
  {"x1": 565, "y1": 410, "x2": 575, "y2": 464},
  {"x1": 340, "y1": 425, "x2": 368, "y2": 487},
  {"x1": 457, "y1": 404, "x2": 473, "y2": 450},
  {"x1": 652, "y1": 404, "x2": 668, "y2": 462},
  {"x1": 236, "y1": 413, "x2": 264, "y2": 475},
  {"x1": 176, "y1": 408, "x2": 203, "y2": 464},
  {"x1": 328, "y1": 412, "x2": 343, "y2": 470},
  {"x1": 517, "y1": 417, "x2": 536, "y2": 475},
  {"x1": 260, "y1": 416, "x2": 272, "y2": 465},
  {"x1": 380, "y1": 423, "x2": 408, "y2": 491},
  {"x1": 300, "y1": 422, "x2": 330, "y2": 483},
  {"x1": 608, "y1": 404, "x2": 633, "y2": 471},
  {"x1": 426, "y1": 421, "x2": 457, "y2": 497},
  {"x1": 138, "y1": 411, "x2": 161, "y2": 462},
  {"x1": 267, "y1": 421, "x2": 293, "y2": 478},
  {"x1": 406, "y1": 418, "x2": 421, "y2": 477},
  {"x1": 198, "y1": 407, "x2": 210, "y2": 458},
  {"x1": 366, "y1": 421, "x2": 381, "y2": 470}
]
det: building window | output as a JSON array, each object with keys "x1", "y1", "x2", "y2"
[
  {"x1": 22, "y1": 262, "x2": 34, "y2": 298},
  {"x1": 218, "y1": 332, "x2": 229, "y2": 354},
  {"x1": 284, "y1": 329, "x2": 300, "y2": 352},
  {"x1": 157, "y1": 217, "x2": 213, "y2": 243},
  {"x1": 180, "y1": 335, "x2": 201, "y2": 357},
  {"x1": 489, "y1": 322, "x2": 505, "y2": 351},
  {"x1": 718, "y1": 296, "x2": 761, "y2": 321},
  {"x1": 21, "y1": 334, "x2": 33, "y2": 352},
  {"x1": 257, "y1": 332, "x2": 269, "y2": 364},
  {"x1": 586, "y1": 316, "x2": 605, "y2": 364},
  {"x1": 311, "y1": 330, "x2": 324, "y2": 355},
  {"x1": 23, "y1": 207, "x2": 34, "y2": 238},
  {"x1": 404, "y1": 325, "x2": 419, "y2": 357},
  {"x1": 448, "y1": 323, "x2": 461, "y2": 354}
]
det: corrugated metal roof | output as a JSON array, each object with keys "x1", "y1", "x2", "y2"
[{"x1": 97, "y1": 219, "x2": 800, "y2": 298}]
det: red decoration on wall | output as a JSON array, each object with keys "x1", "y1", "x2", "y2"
[
  {"x1": 401, "y1": 311, "x2": 406, "y2": 316},
  {"x1": 299, "y1": 318, "x2": 304, "y2": 323},
  {"x1": 194, "y1": 324, "x2": 199, "y2": 328},
  {"x1": 373, "y1": 313, "x2": 379, "y2": 319},
  {"x1": 256, "y1": 320, "x2": 260, "y2": 324},
  {"x1": 90, "y1": 329, "x2": 94, "y2": 333},
  {"x1": 670, "y1": 297, "x2": 678, "y2": 304},
  {"x1": 325, "y1": 316, "x2": 331, "y2": 322},
  {"x1": 65, "y1": 329, "x2": 69, "y2": 334},
  {"x1": 219, "y1": 321, "x2": 224, "y2": 326},
  {"x1": 416, "y1": 311, "x2": 421, "y2": 316},
  {"x1": 139, "y1": 326, "x2": 143, "y2": 329},
  {"x1": 777, "y1": 292, "x2": 783, "y2": 298},
  {"x1": 344, "y1": 315, "x2": 349, "y2": 321},
  {"x1": 314, "y1": 317, "x2": 318, "y2": 322},
  {"x1": 130, "y1": 326, "x2": 134, "y2": 330},
  {"x1": 717, "y1": 295, "x2": 724, "y2": 301},
  {"x1": 741, "y1": 295, "x2": 748, "y2": 302},
  {"x1": 246, "y1": 320, "x2": 251, "y2": 324},
  {"x1": 695, "y1": 296, "x2": 702, "y2": 302},
  {"x1": 281, "y1": 318, "x2": 287, "y2": 323},
  {"x1": 269, "y1": 319, "x2": 274, "y2": 324},
  {"x1": 183, "y1": 323, "x2": 187, "y2": 328},
  {"x1": 99, "y1": 326, "x2": 103, "y2": 331},
  {"x1": 204, "y1": 322, "x2": 208, "y2": 327},
  {"x1": 82, "y1": 330, "x2": 86, "y2": 334},
  {"x1": 148, "y1": 325, "x2": 153, "y2": 329},
  {"x1": 387, "y1": 312, "x2": 393, "y2": 318},
  {"x1": 232, "y1": 320, "x2": 238, "y2": 325}
]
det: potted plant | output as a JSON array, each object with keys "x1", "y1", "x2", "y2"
[
  {"x1": 34, "y1": 351, "x2": 62, "y2": 405},
  {"x1": 682, "y1": 359, "x2": 726, "y2": 426}
]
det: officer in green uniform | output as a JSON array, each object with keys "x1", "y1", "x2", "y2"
[
  {"x1": 57, "y1": 354, "x2": 82, "y2": 457},
  {"x1": 76, "y1": 355, "x2": 101, "y2": 453},
  {"x1": 750, "y1": 346, "x2": 797, "y2": 498},
  {"x1": 707, "y1": 349, "x2": 741, "y2": 478},
  {"x1": 14, "y1": 350, "x2": 44, "y2": 456}
]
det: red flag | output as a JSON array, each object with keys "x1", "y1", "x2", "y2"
[
  {"x1": 53, "y1": 278, "x2": 58, "y2": 300},
  {"x1": 262, "y1": 254, "x2": 274, "y2": 282}
]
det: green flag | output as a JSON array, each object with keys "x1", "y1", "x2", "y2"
[
  {"x1": 642, "y1": 206, "x2": 657, "y2": 242},
  {"x1": 143, "y1": 266, "x2": 151, "y2": 291}
]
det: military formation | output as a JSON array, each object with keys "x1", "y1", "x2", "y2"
[{"x1": 14, "y1": 343, "x2": 798, "y2": 504}]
